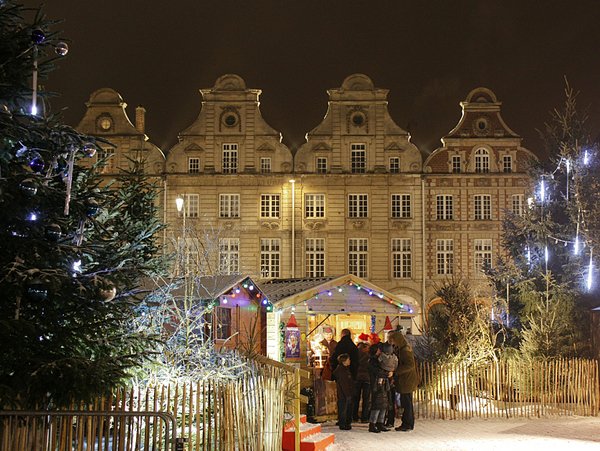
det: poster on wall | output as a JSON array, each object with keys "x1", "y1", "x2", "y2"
[{"x1": 285, "y1": 328, "x2": 301, "y2": 359}]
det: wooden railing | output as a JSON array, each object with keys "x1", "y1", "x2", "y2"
[{"x1": 414, "y1": 358, "x2": 600, "y2": 419}]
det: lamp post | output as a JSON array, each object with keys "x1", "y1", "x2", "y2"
[
  {"x1": 175, "y1": 195, "x2": 193, "y2": 350},
  {"x1": 175, "y1": 195, "x2": 186, "y2": 274},
  {"x1": 289, "y1": 180, "x2": 295, "y2": 278}
]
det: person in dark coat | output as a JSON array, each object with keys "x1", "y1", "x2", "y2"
[
  {"x1": 330, "y1": 329, "x2": 359, "y2": 380},
  {"x1": 367, "y1": 343, "x2": 391, "y2": 433},
  {"x1": 332, "y1": 353, "x2": 353, "y2": 430},
  {"x1": 352, "y1": 342, "x2": 371, "y2": 422},
  {"x1": 388, "y1": 330, "x2": 419, "y2": 431}
]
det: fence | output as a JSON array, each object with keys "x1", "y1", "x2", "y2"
[
  {"x1": 0, "y1": 357, "x2": 290, "y2": 451},
  {"x1": 414, "y1": 358, "x2": 600, "y2": 419}
]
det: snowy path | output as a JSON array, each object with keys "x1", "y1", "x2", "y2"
[{"x1": 321, "y1": 416, "x2": 600, "y2": 450}]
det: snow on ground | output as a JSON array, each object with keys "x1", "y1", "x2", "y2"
[{"x1": 321, "y1": 416, "x2": 600, "y2": 450}]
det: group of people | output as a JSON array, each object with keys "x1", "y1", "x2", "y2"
[{"x1": 328, "y1": 328, "x2": 418, "y2": 433}]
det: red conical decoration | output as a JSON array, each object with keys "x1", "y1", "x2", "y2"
[
  {"x1": 383, "y1": 316, "x2": 393, "y2": 331},
  {"x1": 286, "y1": 313, "x2": 298, "y2": 328}
]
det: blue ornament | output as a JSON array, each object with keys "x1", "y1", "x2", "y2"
[
  {"x1": 29, "y1": 156, "x2": 45, "y2": 173},
  {"x1": 19, "y1": 178, "x2": 37, "y2": 196},
  {"x1": 31, "y1": 29, "x2": 45, "y2": 44},
  {"x1": 86, "y1": 200, "x2": 100, "y2": 217}
]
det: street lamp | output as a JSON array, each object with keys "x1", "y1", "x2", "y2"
[{"x1": 175, "y1": 195, "x2": 186, "y2": 274}]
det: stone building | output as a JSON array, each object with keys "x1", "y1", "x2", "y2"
[{"x1": 76, "y1": 75, "x2": 535, "y2": 330}]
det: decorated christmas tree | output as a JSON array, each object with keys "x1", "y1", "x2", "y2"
[
  {"x1": 0, "y1": 1, "x2": 165, "y2": 408},
  {"x1": 489, "y1": 83, "x2": 598, "y2": 358}
]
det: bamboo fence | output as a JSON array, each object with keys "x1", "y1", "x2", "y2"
[{"x1": 414, "y1": 358, "x2": 600, "y2": 419}]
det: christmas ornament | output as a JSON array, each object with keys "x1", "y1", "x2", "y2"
[
  {"x1": 26, "y1": 280, "x2": 48, "y2": 302},
  {"x1": 31, "y1": 29, "x2": 45, "y2": 44},
  {"x1": 86, "y1": 199, "x2": 100, "y2": 217},
  {"x1": 29, "y1": 155, "x2": 45, "y2": 173},
  {"x1": 55, "y1": 42, "x2": 68, "y2": 56},
  {"x1": 82, "y1": 142, "x2": 97, "y2": 158},
  {"x1": 44, "y1": 223, "x2": 62, "y2": 241},
  {"x1": 19, "y1": 178, "x2": 37, "y2": 196},
  {"x1": 99, "y1": 286, "x2": 117, "y2": 302}
]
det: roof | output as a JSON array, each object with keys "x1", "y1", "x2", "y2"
[{"x1": 259, "y1": 276, "x2": 338, "y2": 303}]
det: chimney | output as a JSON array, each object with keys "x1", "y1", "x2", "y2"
[{"x1": 135, "y1": 105, "x2": 146, "y2": 133}]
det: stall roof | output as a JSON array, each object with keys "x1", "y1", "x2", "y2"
[
  {"x1": 259, "y1": 274, "x2": 419, "y2": 314},
  {"x1": 168, "y1": 274, "x2": 265, "y2": 301}
]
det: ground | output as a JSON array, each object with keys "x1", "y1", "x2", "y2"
[{"x1": 321, "y1": 416, "x2": 600, "y2": 450}]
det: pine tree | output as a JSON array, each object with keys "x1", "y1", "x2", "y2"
[
  {"x1": 0, "y1": 2, "x2": 165, "y2": 408},
  {"x1": 488, "y1": 82, "x2": 598, "y2": 358}
]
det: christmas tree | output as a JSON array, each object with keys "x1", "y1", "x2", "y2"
[
  {"x1": 0, "y1": 1, "x2": 165, "y2": 408},
  {"x1": 489, "y1": 83, "x2": 598, "y2": 358}
]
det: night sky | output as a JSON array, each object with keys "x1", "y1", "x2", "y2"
[{"x1": 25, "y1": 0, "x2": 600, "y2": 157}]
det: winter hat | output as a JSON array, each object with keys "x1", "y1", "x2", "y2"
[
  {"x1": 358, "y1": 332, "x2": 370, "y2": 343},
  {"x1": 368, "y1": 333, "x2": 381, "y2": 345},
  {"x1": 382, "y1": 343, "x2": 394, "y2": 355}
]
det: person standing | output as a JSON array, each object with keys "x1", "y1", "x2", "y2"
[
  {"x1": 388, "y1": 330, "x2": 418, "y2": 431},
  {"x1": 352, "y1": 342, "x2": 371, "y2": 422},
  {"x1": 332, "y1": 354, "x2": 353, "y2": 430},
  {"x1": 330, "y1": 329, "x2": 359, "y2": 379},
  {"x1": 367, "y1": 343, "x2": 391, "y2": 433}
]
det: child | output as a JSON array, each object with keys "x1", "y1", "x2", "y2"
[
  {"x1": 368, "y1": 344, "x2": 391, "y2": 433},
  {"x1": 332, "y1": 353, "x2": 353, "y2": 430},
  {"x1": 378, "y1": 342, "x2": 399, "y2": 427}
]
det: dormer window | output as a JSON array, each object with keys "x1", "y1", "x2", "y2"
[
  {"x1": 475, "y1": 148, "x2": 490, "y2": 173},
  {"x1": 503, "y1": 155, "x2": 512, "y2": 173},
  {"x1": 451, "y1": 155, "x2": 461, "y2": 173}
]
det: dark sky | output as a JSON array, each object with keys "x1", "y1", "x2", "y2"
[{"x1": 25, "y1": 0, "x2": 600, "y2": 156}]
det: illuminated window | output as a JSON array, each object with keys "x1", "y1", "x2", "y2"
[
  {"x1": 348, "y1": 194, "x2": 368, "y2": 218},
  {"x1": 260, "y1": 238, "x2": 280, "y2": 278},
  {"x1": 222, "y1": 143, "x2": 238, "y2": 174},
  {"x1": 436, "y1": 195, "x2": 453, "y2": 220},
  {"x1": 188, "y1": 157, "x2": 200, "y2": 174},
  {"x1": 351, "y1": 143, "x2": 366, "y2": 173},
  {"x1": 305, "y1": 194, "x2": 325, "y2": 218},
  {"x1": 474, "y1": 194, "x2": 491, "y2": 220},
  {"x1": 348, "y1": 238, "x2": 368, "y2": 278},
  {"x1": 305, "y1": 238, "x2": 325, "y2": 277},
  {"x1": 219, "y1": 194, "x2": 240, "y2": 218},
  {"x1": 436, "y1": 239, "x2": 454, "y2": 275},
  {"x1": 219, "y1": 238, "x2": 239, "y2": 274},
  {"x1": 260, "y1": 194, "x2": 280, "y2": 218},
  {"x1": 392, "y1": 238, "x2": 412, "y2": 279}
]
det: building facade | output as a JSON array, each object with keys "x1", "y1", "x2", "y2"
[{"x1": 77, "y1": 75, "x2": 535, "y2": 328}]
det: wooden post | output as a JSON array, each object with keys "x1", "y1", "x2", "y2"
[{"x1": 294, "y1": 367, "x2": 301, "y2": 451}]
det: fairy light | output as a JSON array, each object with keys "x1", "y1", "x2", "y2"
[
  {"x1": 539, "y1": 179, "x2": 546, "y2": 203},
  {"x1": 584, "y1": 149, "x2": 590, "y2": 166},
  {"x1": 544, "y1": 246, "x2": 549, "y2": 264}
]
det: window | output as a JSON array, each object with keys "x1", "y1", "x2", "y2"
[
  {"x1": 219, "y1": 194, "x2": 240, "y2": 218},
  {"x1": 260, "y1": 194, "x2": 280, "y2": 218},
  {"x1": 260, "y1": 238, "x2": 280, "y2": 278},
  {"x1": 214, "y1": 307, "x2": 232, "y2": 340},
  {"x1": 348, "y1": 238, "x2": 368, "y2": 278},
  {"x1": 475, "y1": 148, "x2": 490, "y2": 173},
  {"x1": 389, "y1": 157, "x2": 400, "y2": 173},
  {"x1": 511, "y1": 194, "x2": 524, "y2": 216},
  {"x1": 451, "y1": 155, "x2": 461, "y2": 173},
  {"x1": 222, "y1": 143, "x2": 238, "y2": 174},
  {"x1": 188, "y1": 157, "x2": 200, "y2": 174},
  {"x1": 97, "y1": 148, "x2": 115, "y2": 173},
  {"x1": 260, "y1": 157, "x2": 271, "y2": 173},
  {"x1": 177, "y1": 193, "x2": 199, "y2": 218},
  {"x1": 305, "y1": 194, "x2": 325, "y2": 218},
  {"x1": 436, "y1": 195, "x2": 453, "y2": 220},
  {"x1": 392, "y1": 238, "x2": 412, "y2": 279},
  {"x1": 436, "y1": 239, "x2": 454, "y2": 275},
  {"x1": 219, "y1": 238, "x2": 239, "y2": 274},
  {"x1": 474, "y1": 239, "x2": 492, "y2": 274},
  {"x1": 348, "y1": 194, "x2": 368, "y2": 218},
  {"x1": 391, "y1": 194, "x2": 411, "y2": 218},
  {"x1": 305, "y1": 238, "x2": 325, "y2": 277},
  {"x1": 503, "y1": 155, "x2": 512, "y2": 173},
  {"x1": 351, "y1": 143, "x2": 366, "y2": 173},
  {"x1": 316, "y1": 157, "x2": 328, "y2": 174},
  {"x1": 474, "y1": 194, "x2": 492, "y2": 220}
]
